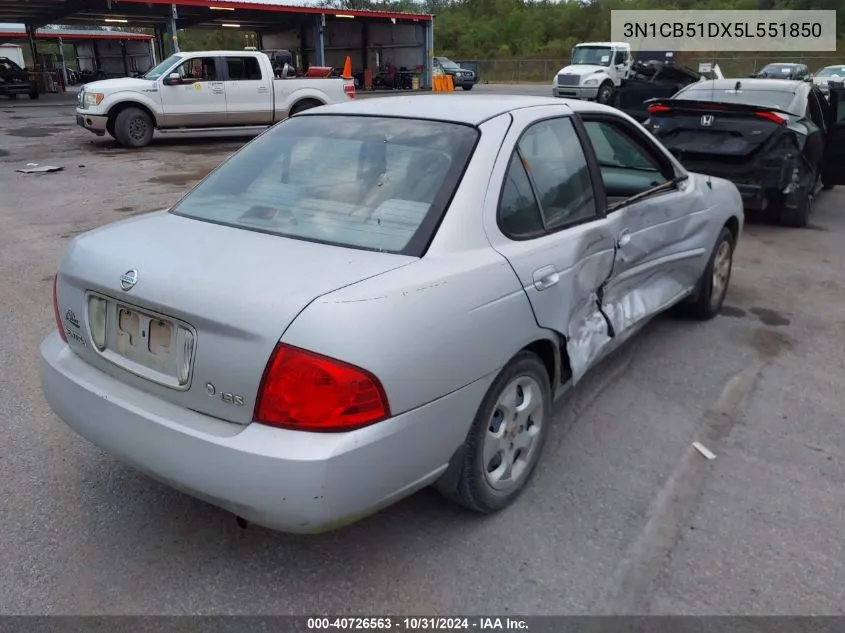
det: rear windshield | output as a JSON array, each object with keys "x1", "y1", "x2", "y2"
[
  {"x1": 677, "y1": 86, "x2": 798, "y2": 114},
  {"x1": 759, "y1": 64, "x2": 799, "y2": 76},
  {"x1": 170, "y1": 115, "x2": 479, "y2": 255}
]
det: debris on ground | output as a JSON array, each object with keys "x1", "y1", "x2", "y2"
[
  {"x1": 693, "y1": 441, "x2": 717, "y2": 460},
  {"x1": 16, "y1": 163, "x2": 64, "y2": 174}
]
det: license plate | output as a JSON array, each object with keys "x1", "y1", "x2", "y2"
[{"x1": 115, "y1": 304, "x2": 173, "y2": 361}]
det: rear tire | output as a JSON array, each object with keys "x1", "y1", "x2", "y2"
[
  {"x1": 289, "y1": 99, "x2": 322, "y2": 116},
  {"x1": 461, "y1": 83, "x2": 474, "y2": 91},
  {"x1": 113, "y1": 107, "x2": 153, "y2": 148},
  {"x1": 8, "y1": 93, "x2": 17, "y2": 100},
  {"x1": 779, "y1": 168, "x2": 815, "y2": 228},
  {"x1": 28, "y1": 90, "x2": 39, "y2": 100},
  {"x1": 441, "y1": 351, "x2": 551, "y2": 514},
  {"x1": 680, "y1": 226, "x2": 735, "y2": 320}
]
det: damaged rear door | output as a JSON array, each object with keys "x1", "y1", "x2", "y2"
[
  {"x1": 482, "y1": 107, "x2": 620, "y2": 385},
  {"x1": 821, "y1": 87, "x2": 845, "y2": 186}
]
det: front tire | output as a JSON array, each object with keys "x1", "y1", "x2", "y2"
[
  {"x1": 596, "y1": 81, "x2": 614, "y2": 104},
  {"x1": 682, "y1": 226, "x2": 735, "y2": 320},
  {"x1": 28, "y1": 90, "x2": 39, "y2": 100},
  {"x1": 443, "y1": 351, "x2": 551, "y2": 514},
  {"x1": 113, "y1": 107, "x2": 153, "y2": 148},
  {"x1": 461, "y1": 83, "x2": 474, "y2": 91}
]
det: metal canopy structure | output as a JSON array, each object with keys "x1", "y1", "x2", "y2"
[{"x1": 0, "y1": 0, "x2": 434, "y2": 87}]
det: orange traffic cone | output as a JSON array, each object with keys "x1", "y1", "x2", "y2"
[
  {"x1": 342, "y1": 56, "x2": 352, "y2": 79},
  {"x1": 446, "y1": 74, "x2": 454, "y2": 92}
]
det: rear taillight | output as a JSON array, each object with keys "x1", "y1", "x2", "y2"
[
  {"x1": 254, "y1": 343, "x2": 389, "y2": 432},
  {"x1": 756, "y1": 111, "x2": 786, "y2": 125},
  {"x1": 647, "y1": 104, "x2": 671, "y2": 114},
  {"x1": 53, "y1": 274, "x2": 67, "y2": 342},
  {"x1": 87, "y1": 295, "x2": 107, "y2": 350},
  {"x1": 343, "y1": 82, "x2": 355, "y2": 99}
]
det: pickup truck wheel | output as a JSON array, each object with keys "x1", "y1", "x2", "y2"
[
  {"x1": 289, "y1": 99, "x2": 322, "y2": 116},
  {"x1": 28, "y1": 90, "x2": 39, "y2": 100},
  {"x1": 7, "y1": 93, "x2": 17, "y2": 100},
  {"x1": 440, "y1": 351, "x2": 551, "y2": 514},
  {"x1": 596, "y1": 82, "x2": 614, "y2": 104},
  {"x1": 113, "y1": 107, "x2": 153, "y2": 148}
]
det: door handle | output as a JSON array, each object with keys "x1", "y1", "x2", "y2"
[
  {"x1": 533, "y1": 266, "x2": 559, "y2": 291},
  {"x1": 617, "y1": 228, "x2": 632, "y2": 248},
  {"x1": 258, "y1": 86, "x2": 269, "y2": 93}
]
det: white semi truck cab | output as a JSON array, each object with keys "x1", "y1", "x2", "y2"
[{"x1": 552, "y1": 41, "x2": 632, "y2": 104}]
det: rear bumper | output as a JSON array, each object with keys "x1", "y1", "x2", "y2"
[
  {"x1": 553, "y1": 85, "x2": 599, "y2": 100},
  {"x1": 677, "y1": 158, "x2": 797, "y2": 212},
  {"x1": 75, "y1": 110, "x2": 108, "y2": 136},
  {"x1": 39, "y1": 332, "x2": 489, "y2": 534},
  {"x1": 0, "y1": 83, "x2": 34, "y2": 96}
]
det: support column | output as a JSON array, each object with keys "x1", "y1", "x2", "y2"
[
  {"x1": 120, "y1": 40, "x2": 129, "y2": 76},
  {"x1": 26, "y1": 24, "x2": 38, "y2": 68},
  {"x1": 57, "y1": 36, "x2": 68, "y2": 91},
  {"x1": 170, "y1": 4, "x2": 180, "y2": 53},
  {"x1": 299, "y1": 24, "x2": 308, "y2": 70},
  {"x1": 423, "y1": 18, "x2": 434, "y2": 90},
  {"x1": 314, "y1": 14, "x2": 326, "y2": 67},
  {"x1": 155, "y1": 25, "x2": 167, "y2": 62}
]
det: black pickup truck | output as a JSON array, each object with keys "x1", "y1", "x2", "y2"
[{"x1": 0, "y1": 57, "x2": 39, "y2": 100}]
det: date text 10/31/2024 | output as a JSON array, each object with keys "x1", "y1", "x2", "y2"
[{"x1": 306, "y1": 617, "x2": 530, "y2": 631}]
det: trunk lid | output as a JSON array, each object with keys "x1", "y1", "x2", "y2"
[
  {"x1": 56, "y1": 211, "x2": 415, "y2": 424},
  {"x1": 648, "y1": 99, "x2": 792, "y2": 162}
]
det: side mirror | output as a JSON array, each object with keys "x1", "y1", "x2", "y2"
[{"x1": 163, "y1": 72, "x2": 181, "y2": 85}]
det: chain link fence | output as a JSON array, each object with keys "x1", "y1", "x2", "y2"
[{"x1": 461, "y1": 55, "x2": 845, "y2": 83}]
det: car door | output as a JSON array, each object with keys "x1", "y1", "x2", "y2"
[
  {"x1": 482, "y1": 106, "x2": 621, "y2": 385},
  {"x1": 159, "y1": 55, "x2": 227, "y2": 128},
  {"x1": 578, "y1": 112, "x2": 708, "y2": 339},
  {"x1": 820, "y1": 87, "x2": 845, "y2": 186},
  {"x1": 222, "y1": 55, "x2": 273, "y2": 125}
]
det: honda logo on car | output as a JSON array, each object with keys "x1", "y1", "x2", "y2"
[{"x1": 701, "y1": 114, "x2": 714, "y2": 127}]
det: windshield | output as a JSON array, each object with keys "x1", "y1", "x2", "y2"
[
  {"x1": 816, "y1": 66, "x2": 845, "y2": 77},
  {"x1": 170, "y1": 115, "x2": 479, "y2": 255},
  {"x1": 571, "y1": 46, "x2": 612, "y2": 67},
  {"x1": 143, "y1": 54, "x2": 180, "y2": 80},
  {"x1": 437, "y1": 58, "x2": 459, "y2": 70},
  {"x1": 678, "y1": 86, "x2": 798, "y2": 114}
]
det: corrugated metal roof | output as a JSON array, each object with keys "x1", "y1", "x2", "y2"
[
  {"x1": 0, "y1": 25, "x2": 153, "y2": 39},
  {"x1": 122, "y1": 0, "x2": 433, "y2": 21}
]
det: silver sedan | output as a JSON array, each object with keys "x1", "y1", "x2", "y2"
[{"x1": 40, "y1": 95, "x2": 743, "y2": 534}]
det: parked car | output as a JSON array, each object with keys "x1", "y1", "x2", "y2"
[
  {"x1": 611, "y1": 57, "x2": 703, "y2": 122},
  {"x1": 75, "y1": 50, "x2": 354, "y2": 148},
  {"x1": 812, "y1": 64, "x2": 845, "y2": 95},
  {"x1": 752, "y1": 62, "x2": 810, "y2": 81},
  {"x1": 0, "y1": 56, "x2": 39, "y2": 100},
  {"x1": 433, "y1": 56, "x2": 476, "y2": 90},
  {"x1": 42, "y1": 95, "x2": 743, "y2": 534},
  {"x1": 643, "y1": 79, "x2": 845, "y2": 227}
]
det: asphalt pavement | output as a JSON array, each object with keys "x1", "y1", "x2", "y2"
[{"x1": 0, "y1": 88, "x2": 843, "y2": 615}]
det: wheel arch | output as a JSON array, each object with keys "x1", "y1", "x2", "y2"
[
  {"x1": 289, "y1": 97, "x2": 325, "y2": 116},
  {"x1": 107, "y1": 101, "x2": 159, "y2": 128}
]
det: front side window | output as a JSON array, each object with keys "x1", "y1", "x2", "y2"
[
  {"x1": 143, "y1": 54, "x2": 180, "y2": 80},
  {"x1": 174, "y1": 57, "x2": 218, "y2": 83},
  {"x1": 583, "y1": 120, "x2": 669, "y2": 200},
  {"x1": 171, "y1": 115, "x2": 478, "y2": 255}
]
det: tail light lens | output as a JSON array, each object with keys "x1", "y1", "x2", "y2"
[
  {"x1": 647, "y1": 104, "x2": 671, "y2": 114},
  {"x1": 254, "y1": 344, "x2": 389, "y2": 432},
  {"x1": 53, "y1": 274, "x2": 67, "y2": 343},
  {"x1": 756, "y1": 111, "x2": 786, "y2": 125},
  {"x1": 344, "y1": 82, "x2": 355, "y2": 99},
  {"x1": 175, "y1": 327, "x2": 195, "y2": 386},
  {"x1": 87, "y1": 295, "x2": 107, "y2": 350}
]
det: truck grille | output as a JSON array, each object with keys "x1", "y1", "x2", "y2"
[{"x1": 557, "y1": 74, "x2": 580, "y2": 86}]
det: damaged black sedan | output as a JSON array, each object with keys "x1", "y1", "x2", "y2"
[{"x1": 643, "y1": 79, "x2": 845, "y2": 227}]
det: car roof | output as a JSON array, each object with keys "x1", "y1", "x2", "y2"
[
  {"x1": 683, "y1": 78, "x2": 805, "y2": 92},
  {"x1": 304, "y1": 94, "x2": 587, "y2": 125},
  {"x1": 762, "y1": 62, "x2": 803, "y2": 67}
]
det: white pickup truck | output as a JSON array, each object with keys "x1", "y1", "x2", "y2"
[
  {"x1": 552, "y1": 41, "x2": 632, "y2": 104},
  {"x1": 75, "y1": 50, "x2": 355, "y2": 148}
]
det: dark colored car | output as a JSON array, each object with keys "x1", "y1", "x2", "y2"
[
  {"x1": 433, "y1": 57, "x2": 476, "y2": 90},
  {"x1": 612, "y1": 58, "x2": 702, "y2": 122},
  {"x1": 0, "y1": 57, "x2": 39, "y2": 100},
  {"x1": 642, "y1": 79, "x2": 845, "y2": 227},
  {"x1": 753, "y1": 63, "x2": 810, "y2": 81}
]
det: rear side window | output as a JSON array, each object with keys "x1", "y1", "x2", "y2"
[
  {"x1": 226, "y1": 56, "x2": 262, "y2": 81},
  {"x1": 170, "y1": 115, "x2": 478, "y2": 255},
  {"x1": 499, "y1": 154, "x2": 545, "y2": 238}
]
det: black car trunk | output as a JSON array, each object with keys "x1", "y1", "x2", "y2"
[{"x1": 648, "y1": 99, "x2": 791, "y2": 164}]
